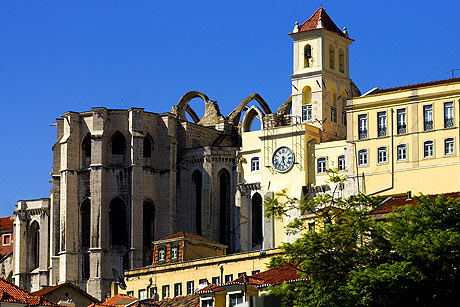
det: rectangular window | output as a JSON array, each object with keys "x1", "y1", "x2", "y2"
[
  {"x1": 225, "y1": 274, "x2": 234, "y2": 283},
  {"x1": 308, "y1": 222, "x2": 315, "y2": 232},
  {"x1": 338, "y1": 155, "x2": 345, "y2": 171},
  {"x1": 377, "y1": 111, "x2": 387, "y2": 137},
  {"x1": 162, "y1": 285, "x2": 170, "y2": 299},
  {"x1": 251, "y1": 270, "x2": 260, "y2": 275},
  {"x1": 186, "y1": 281, "x2": 194, "y2": 295},
  {"x1": 138, "y1": 289, "x2": 146, "y2": 300},
  {"x1": 342, "y1": 111, "x2": 347, "y2": 126},
  {"x1": 199, "y1": 279, "x2": 208, "y2": 285},
  {"x1": 302, "y1": 105, "x2": 312, "y2": 121},
  {"x1": 445, "y1": 138, "x2": 454, "y2": 155},
  {"x1": 158, "y1": 246, "x2": 166, "y2": 264},
  {"x1": 377, "y1": 147, "x2": 387, "y2": 163},
  {"x1": 445, "y1": 102, "x2": 454, "y2": 128},
  {"x1": 331, "y1": 107, "x2": 337, "y2": 123},
  {"x1": 397, "y1": 109, "x2": 407, "y2": 134},
  {"x1": 211, "y1": 277, "x2": 220, "y2": 284},
  {"x1": 424, "y1": 141, "x2": 434, "y2": 158},
  {"x1": 397, "y1": 144, "x2": 407, "y2": 161},
  {"x1": 238, "y1": 272, "x2": 246, "y2": 277},
  {"x1": 251, "y1": 157, "x2": 260, "y2": 172},
  {"x1": 358, "y1": 150, "x2": 368, "y2": 166},
  {"x1": 358, "y1": 114, "x2": 367, "y2": 140},
  {"x1": 317, "y1": 158, "x2": 326, "y2": 173},
  {"x1": 229, "y1": 293, "x2": 244, "y2": 307},
  {"x1": 424, "y1": 105, "x2": 433, "y2": 131},
  {"x1": 170, "y1": 244, "x2": 179, "y2": 263},
  {"x1": 150, "y1": 287, "x2": 158, "y2": 299},
  {"x1": 3, "y1": 234, "x2": 11, "y2": 245},
  {"x1": 202, "y1": 299, "x2": 213, "y2": 307},
  {"x1": 174, "y1": 283, "x2": 182, "y2": 297},
  {"x1": 127, "y1": 291, "x2": 134, "y2": 297}
]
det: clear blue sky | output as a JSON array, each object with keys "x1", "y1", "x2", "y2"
[{"x1": 1, "y1": 0, "x2": 460, "y2": 216}]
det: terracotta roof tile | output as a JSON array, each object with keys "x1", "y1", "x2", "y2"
[
  {"x1": 0, "y1": 277, "x2": 60, "y2": 306},
  {"x1": 296, "y1": 7, "x2": 348, "y2": 38},
  {"x1": 371, "y1": 192, "x2": 460, "y2": 215},
  {"x1": 32, "y1": 281, "x2": 100, "y2": 304},
  {"x1": 0, "y1": 216, "x2": 13, "y2": 232},
  {"x1": 90, "y1": 295, "x2": 199, "y2": 307},
  {"x1": 153, "y1": 294, "x2": 199, "y2": 307},
  {"x1": 156, "y1": 232, "x2": 225, "y2": 246},
  {"x1": 103, "y1": 293, "x2": 138, "y2": 306},
  {"x1": 372, "y1": 77, "x2": 460, "y2": 95}
]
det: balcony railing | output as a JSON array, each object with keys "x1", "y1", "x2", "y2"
[
  {"x1": 397, "y1": 124, "x2": 406, "y2": 134},
  {"x1": 424, "y1": 120, "x2": 433, "y2": 131},
  {"x1": 358, "y1": 129, "x2": 368, "y2": 140},
  {"x1": 445, "y1": 117, "x2": 454, "y2": 128},
  {"x1": 378, "y1": 127, "x2": 387, "y2": 137}
]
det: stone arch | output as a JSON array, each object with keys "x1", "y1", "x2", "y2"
[
  {"x1": 228, "y1": 93, "x2": 272, "y2": 126},
  {"x1": 143, "y1": 133, "x2": 154, "y2": 167},
  {"x1": 277, "y1": 95, "x2": 292, "y2": 116},
  {"x1": 171, "y1": 90, "x2": 224, "y2": 126},
  {"x1": 110, "y1": 131, "x2": 126, "y2": 165},
  {"x1": 108, "y1": 197, "x2": 128, "y2": 248},
  {"x1": 241, "y1": 105, "x2": 264, "y2": 132}
]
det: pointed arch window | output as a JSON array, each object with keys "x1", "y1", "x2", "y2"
[
  {"x1": 80, "y1": 199, "x2": 90, "y2": 278},
  {"x1": 29, "y1": 221, "x2": 40, "y2": 270},
  {"x1": 143, "y1": 135, "x2": 154, "y2": 167},
  {"x1": 111, "y1": 131, "x2": 126, "y2": 166},
  {"x1": 218, "y1": 169, "x2": 231, "y2": 246},
  {"x1": 109, "y1": 197, "x2": 128, "y2": 248},
  {"x1": 304, "y1": 44, "x2": 312, "y2": 68},
  {"x1": 251, "y1": 193, "x2": 263, "y2": 248},
  {"x1": 192, "y1": 170, "x2": 203, "y2": 235},
  {"x1": 143, "y1": 200, "x2": 155, "y2": 266},
  {"x1": 82, "y1": 133, "x2": 91, "y2": 167}
]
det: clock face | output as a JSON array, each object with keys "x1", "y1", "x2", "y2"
[{"x1": 272, "y1": 146, "x2": 295, "y2": 173}]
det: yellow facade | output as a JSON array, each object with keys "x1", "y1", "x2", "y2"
[
  {"x1": 348, "y1": 80, "x2": 460, "y2": 196},
  {"x1": 115, "y1": 249, "x2": 280, "y2": 300}
]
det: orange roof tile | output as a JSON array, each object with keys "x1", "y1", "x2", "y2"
[
  {"x1": 0, "y1": 216, "x2": 13, "y2": 232},
  {"x1": 0, "y1": 277, "x2": 60, "y2": 306},
  {"x1": 296, "y1": 7, "x2": 348, "y2": 39},
  {"x1": 32, "y1": 282, "x2": 100, "y2": 304},
  {"x1": 372, "y1": 77, "x2": 460, "y2": 95},
  {"x1": 103, "y1": 293, "x2": 138, "y2": 306},
  {"x1": 89, "y1": 295, "x2": 199, "y2": 307},
  {"x1": 156, "y1": 232, "x2": 225, "y2": 246}
]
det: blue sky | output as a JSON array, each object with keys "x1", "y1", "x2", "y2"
[{"x1": 1, "y1": 0, "x2": 460, "y2": 216}]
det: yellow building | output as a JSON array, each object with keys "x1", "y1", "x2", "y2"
[{"x1": 347, "y1": 78, "x2": 460, "y2": 196}]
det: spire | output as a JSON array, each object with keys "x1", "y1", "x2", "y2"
[{"x1": 294, "y1": 7, "x2": 349, "y2": 39}]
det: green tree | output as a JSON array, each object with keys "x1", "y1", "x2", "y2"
[{"x1": 265, "y1": 175, "x2": 460, "y2": 306}]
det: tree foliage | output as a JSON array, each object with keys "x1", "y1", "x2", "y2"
[{"x1": 265, "y1": 175, "x2": 460, "y2": 306}]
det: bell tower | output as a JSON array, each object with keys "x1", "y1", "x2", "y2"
[{"x1": 289, "y1": 7, "x2": 354, "y2": 141}]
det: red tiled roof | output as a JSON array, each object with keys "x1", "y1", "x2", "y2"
[
  {"x1": 0, "y1": 277, "x2": 60, "y2": 306},
  {"x1": 371, "y1": 192, "x2": 460, "y2": 215},
  {"x1": 296, "y1": 7, "x2": 348, "y2": 38},
  {"x1": 373, "y1": 77, "x2": 460, "y2": 95},
  {"x1": 103, "y1": 293, "x2": 138, "y2": 306},
  {"x1": 32, "y1": 282, "x2": 100, "y2": 304},
  {"x1": 89, "y1": 295, "x2": 199, "y2": 307},
  {"x1": 0, "y1": 216, "x2": 13, "y2": 232},
  {"x1": 153, "y1": 294, "x2": 199, "y2": 307},
  {"x1": 156, "y1": 232, "x2": 225, "y2": 246},
  {"x1": 0, "y1": 244, "x2": 13, "y2": 258},
  {"x1": 197, "y1": 264, "x2": 301, "y2": 293}
]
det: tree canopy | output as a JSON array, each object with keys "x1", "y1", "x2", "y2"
[{"x1": 265, "y1": 180, "x2": 460, "y2": 306}]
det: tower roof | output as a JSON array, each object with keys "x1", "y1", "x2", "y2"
[{"x1": 295, "y1": 7, "x2": 348, "y2": 39}]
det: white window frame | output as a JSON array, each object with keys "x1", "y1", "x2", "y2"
[
  {"x1": 250, "y1": 157, "x2": 260, "y2": 172},
  {"x1": 423, "y1": 105, "x2": 433, "y2": 131},
  {"x1": 424, "y1": 140, "x2": 434, "y2": 158},
  {"x1": 445, "y1": 102, "x2": 454, "y2": 128},
  {"x1": 397, "y1": 144, "x2": 407, "y2": 161},
  {"x1": 317, "y1": 157, "x2": 327, "y2": 174},
  {"x1": 358, "y1": 149, "x2": 368, "y2": 166},
  {"x1": 377, "y1": 111, "x2": 387, "y2": 137},
  {"x1": 358, "y1": 114, "x2": 368, "y2": 139},
  {"x1": 377, "y1": 147, "x2": 387, "y2": 164},
  {"x1": 397, "y1": 108, "x2": 407, "y2": 134},
  {"x1": 337, "y1": 155, "x2": 345, "y2": 171},
  {"x1": 302, "y1": 105, "x2": 312, "y2": 121},
  {"x1": 445, "y1": 138, "x2": 455, "y2": 155}
]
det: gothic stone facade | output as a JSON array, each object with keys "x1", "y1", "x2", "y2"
[{"x1": 14, "y1": 107, "x2": 240, "y2": 300}]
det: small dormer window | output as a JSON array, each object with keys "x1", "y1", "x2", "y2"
[
  {"x1": 158, "y1": 245, "x2": 166, "y2": 264},
  {"x1": 170, "y1": 244, "x2": 179, "y2": 263}
]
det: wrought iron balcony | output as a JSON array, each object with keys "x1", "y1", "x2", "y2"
[
  {"x1": 397, "y1": 125, "x2": 406, "y2": 134},
  {"x1": 424, "y1": 120, "x2": 433, "y2": 131},
  {"x1": 358, "y1": 129, "x2": 368, "y2": 140},
  {"x1": 378, "y1": 127, "x2": 387, "y2": 137},
  {"x1": 445, "y1": 117, "x2": 454, "y2": 128}
]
